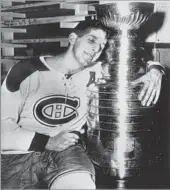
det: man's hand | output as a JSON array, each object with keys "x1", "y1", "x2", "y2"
[
  {"x1": 46, "y1": 115, "x2": 86, "y2": 151},
  {"x1": 45, "y1": 130, "x2": 81, "y2": 151},
  {"x1": 131, "y1": 68, "x2": 163, "y2": 106}
]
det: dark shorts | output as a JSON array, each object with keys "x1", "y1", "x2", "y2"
[{"x1": 1, "y1": 145, "x2": 95, "y2": 189}]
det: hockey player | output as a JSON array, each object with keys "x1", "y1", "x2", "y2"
[{"x1": 1, "y1": 20, "x2": 165, "y2": 189}]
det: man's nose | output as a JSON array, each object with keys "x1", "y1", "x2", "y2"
[{"x1": 92, "y1": 44, "x2": 101, "y2": 53}]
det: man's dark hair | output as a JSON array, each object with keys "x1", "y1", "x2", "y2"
[{"x1": 71, "y1": 19, "x2": 108, "y2": 37}]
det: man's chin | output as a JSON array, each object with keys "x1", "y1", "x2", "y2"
[{"x1": 81, "y1": 59, "x2": 90, "y2": 66}]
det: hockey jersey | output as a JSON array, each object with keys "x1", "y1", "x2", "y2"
[
  {"x1": 1, "y1": 56, "x2": 103, "y2": 154},
  {"x1": 1, "y1": 56, "x2": 164, "y2": 154}
]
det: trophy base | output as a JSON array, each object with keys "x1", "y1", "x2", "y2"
[{"x1": 95, "y1": 165, "x2": 169, "y2": 189}]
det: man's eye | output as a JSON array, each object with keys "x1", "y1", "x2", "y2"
[{"x1": 88, "y1": 38, "x2": 95, "y2": 43}]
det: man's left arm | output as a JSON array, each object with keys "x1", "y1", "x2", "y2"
[{"x1": 131, "y1": 61, "x2": 166, "y2": 106}]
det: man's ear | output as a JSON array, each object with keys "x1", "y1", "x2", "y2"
[{"x1": 68, "y1": 33, "x2": 78, "y2": 46}]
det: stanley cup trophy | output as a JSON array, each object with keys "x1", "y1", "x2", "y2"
[{"x1": 87, "y1": 2, "x2": 164, "y2": 188}]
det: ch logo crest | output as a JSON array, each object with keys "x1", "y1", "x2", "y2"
[{"x1": 33, "y1": 95, "x2": 80, "y2": 127}]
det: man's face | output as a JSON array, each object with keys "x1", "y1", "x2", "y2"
[{"x1": 71, "y1": 29, "x2": 107, "y2": 67}]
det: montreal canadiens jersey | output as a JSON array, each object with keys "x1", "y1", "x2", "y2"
[{"x1": 1, "y1": 56, "x2": 103, "y2": 153}]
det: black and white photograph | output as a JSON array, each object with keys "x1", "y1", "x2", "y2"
[{"x1": 1, "y1": 0, "x2": 170, "y2": 189}]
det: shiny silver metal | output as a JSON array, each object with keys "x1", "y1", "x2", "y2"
[
  {"x1": 87, "y1": 2, "x2": 164, "y2": 185},
  {"x1": 95, "y1": 2, "x2": 154, "y2": 29}
]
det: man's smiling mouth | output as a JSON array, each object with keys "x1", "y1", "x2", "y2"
[{"x1": 84, "y1": 52, "x2": 94, "y2": 60}]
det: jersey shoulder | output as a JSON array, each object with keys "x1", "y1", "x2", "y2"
[{"x1": 6, "y1": 57, "x2": 49, "y2": 92}]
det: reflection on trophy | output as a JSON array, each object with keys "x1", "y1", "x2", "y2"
[{"x1": 87, "y1": 2, "x2": 163, "y2": 188}]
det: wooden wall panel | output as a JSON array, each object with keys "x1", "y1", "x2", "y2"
[
  {"x1": 1, "y1": 0, "x2": 97, "y2": 63},
  {"x1": 1, "y1": 1, "x2": 170, "y2": 75}
]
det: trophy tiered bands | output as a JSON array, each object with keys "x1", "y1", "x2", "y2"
[{"x1": 87, "y1": 2, "x2": 164, "y2": 188}]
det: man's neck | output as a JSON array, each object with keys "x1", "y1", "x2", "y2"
[{"x1": 45, "y1": 51, "x2": 84, "y2": 75}]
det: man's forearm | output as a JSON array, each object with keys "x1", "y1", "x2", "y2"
[
  {"x1": 1, "y1": 120, "x2": 35, "y2": 151},
  {"x1": 1, "y1": 120, "x2": 50, "y2": 152}
]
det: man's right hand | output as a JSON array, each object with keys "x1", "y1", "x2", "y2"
[
  {"x1": 45, "y1": 131, "x2": 79, "y2": 151},
  {"x1": 45, "y1": 127, "x2": 85, "y2": 151},
  {"x1": 45, "y1": 114, "x2": 87, "y2": 151}
]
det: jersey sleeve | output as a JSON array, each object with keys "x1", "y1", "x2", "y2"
[
  {"x1": 1, "y1": 60, "x2": 49, "y2": 152},
  {"x1": 147, "y1": 60, "x2": 166, "y2": 75}
]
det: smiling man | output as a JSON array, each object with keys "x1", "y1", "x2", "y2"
[{"x1": 1, "y1": 20, "x2": 165, "y2": 189}]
